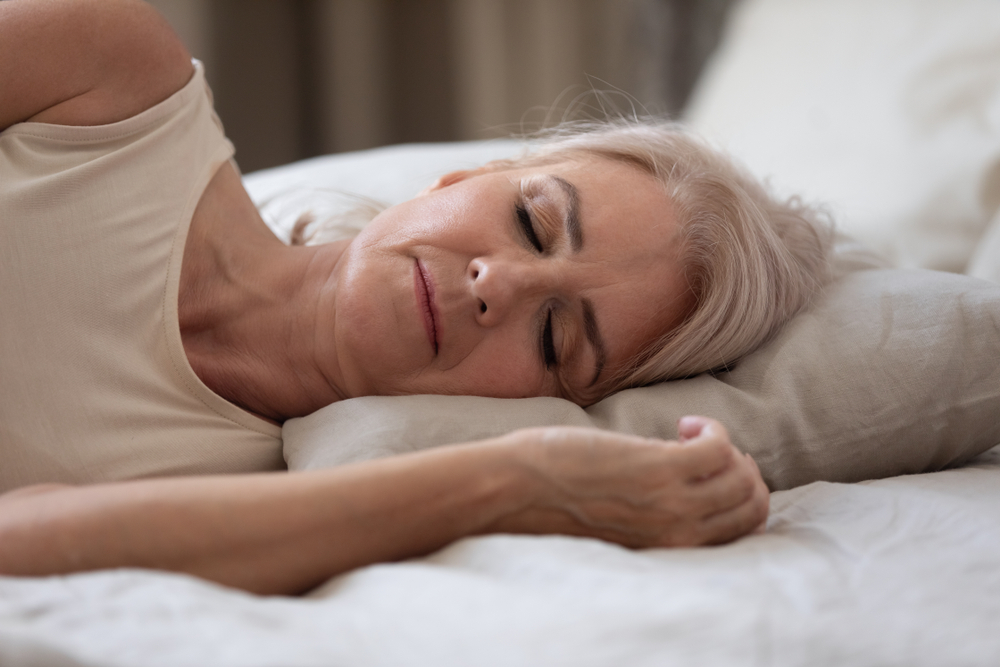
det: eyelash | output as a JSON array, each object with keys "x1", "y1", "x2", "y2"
[
  {"x1": 516, "y1": 202, "x2": 558, "y2": 369},
  {"x1": 516, "y1": 203, "x2": 544, "y2": 252},
  {"x1": 542, "y1": 309, "x2": 559, "y2": 369}
]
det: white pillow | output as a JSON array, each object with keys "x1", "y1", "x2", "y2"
[
  {"x1": 684, "y1": 0, "x2": 1000, "y2": 273},
  {"x1": 243, "y1": 140, "x2": 522, "y2": 243},
  {"x1": 968, "y1": 209, "x2": 1000, "y2": 283}
]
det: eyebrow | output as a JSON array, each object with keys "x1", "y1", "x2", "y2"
[
  {"x1": 550, "y1": 175, "x2": 582, "y2": 252},
  {"x1": 546, "y1": 175, "x2": 604, "y2": 386},
  {"x1": 581, "y1": 298, "x2": 607, "y2": 387}
]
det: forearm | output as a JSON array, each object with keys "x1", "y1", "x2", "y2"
[
  {"x1": 0, "y1": 441, "x2": 526, "y2": 595},
  {"x1": 0, "y1": 421, "x2": 769, "y2": 595}
]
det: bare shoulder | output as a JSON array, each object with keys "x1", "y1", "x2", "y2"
[{"x1": 0, "y1": 0, "x2": 193, "y2": 130}]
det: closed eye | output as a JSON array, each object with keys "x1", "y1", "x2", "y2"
[
  {"x1": 541, "y1": 309, "x2": 558, "y2": 369},
  {"x1": 516, "y1": 203, "x2": 544, "y2": 252}
]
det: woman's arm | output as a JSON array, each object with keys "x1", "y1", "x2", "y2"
[
  {"x1": 0, "y1": 0, "x2": 192, "y2": 131},
  {"x1": 0, "y1": 419, "x2": 767, "y2": 595}
]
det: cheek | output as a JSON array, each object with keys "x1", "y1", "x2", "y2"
[
  {"x1": 439, "y1": 335, "x2": 548, "y2": 399},
  {"x1": 360, "y1": 191, "x2": 483, "y2": 249},
  {"x1": 332, "y1": 247, "x2": 422, "y2": 396}
]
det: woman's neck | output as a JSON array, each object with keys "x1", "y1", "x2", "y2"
[{"x1": 179, "y1": 162, "x2": 351, "y2": 423}]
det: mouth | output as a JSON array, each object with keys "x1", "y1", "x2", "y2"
[{"x1": 414, "y1": 259, "x2": 440, "y2": 355}]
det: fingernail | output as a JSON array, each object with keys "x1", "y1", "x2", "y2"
[
  {"x1": 678, "y1": 415, "x2": 703, "y2": 430},
  {"x1": 678, "y1": 415, "x2": 710, "y2": 441}
]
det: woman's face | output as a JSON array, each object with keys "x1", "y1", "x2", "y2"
[{"x1": 318, "y1": 157, "x2": 692, "y2": 405}]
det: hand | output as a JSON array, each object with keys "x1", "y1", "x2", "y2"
[{"x1": 488, "y1": 416, "x2": 769, "y2": 548}]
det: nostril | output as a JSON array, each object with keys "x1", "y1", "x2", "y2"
[
  {"x1": 472, "y1": 269, "x2": 479, "y2": 279},
  {"x1": 480, "y1": 301, "x2": 487, "y2": 314}
]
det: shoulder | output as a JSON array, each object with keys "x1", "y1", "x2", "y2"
[{"x1": 0, "y1": 0, "x2": 193, "y2": 130}]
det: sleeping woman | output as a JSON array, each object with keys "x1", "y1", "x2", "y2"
[{"x1": 0, "y1": 0, "x2": 832, "y2": 594}]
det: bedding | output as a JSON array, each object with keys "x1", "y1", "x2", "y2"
[
  {"x1": 968, "y1": 208, "x2": 1000, "y2": 282},
  {"x1": 684, "y1": 0, "x2": 1000, "y2": 274},
  {"x1": 2, "y1": 445, "x2": 999, "y2": 666},
  {"x1": 247, "y1": 142, "x2": 1000, "y2": 490}
]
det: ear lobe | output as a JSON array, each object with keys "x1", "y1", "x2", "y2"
[{"x1": 418, "y1": 168, "x2": 486, "y2": 196}]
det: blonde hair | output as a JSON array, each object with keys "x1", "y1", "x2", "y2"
[{"x1": 292, "y1": 119, "x2": 834, "y2": 398}]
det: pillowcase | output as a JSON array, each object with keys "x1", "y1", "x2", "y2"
[
  {"x1": 284, "y1": 254, "x2": 1000, "y2": 490},
  {"x1": 683, "y1": 0, "x2": 1000, "y2": 273},
  {"x1": 968, "y1": 209, "x2": 1000, "y2": 283},
  {"x1": 243, "y1": 140, "x2": 523, "y2": 243}
]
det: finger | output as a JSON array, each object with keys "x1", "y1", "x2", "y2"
[
  {"x1": 668, "y1": 435, "x2": 736, "y2": 482},
  {"x1": 744, "y1": 453, "x2": 772, "y2": 494},
  {"x1": 698, "y1": 474, "x2": 770, "y2": 545},
  {"x1": 677, "y1": 415, "x2": 710, "y2": 442},
  {"x1": 680, "y1": 417, "x2": 730, "y2": 447},
  {"x1": 743, "y1": 455, "x2": 769, "y2": 534},
  {"x1": 681, "y1": 450, "x2": 760, "y2": 516},
  {"x1": 746, "y1": 453, "x2": 766, "y2": 482}
]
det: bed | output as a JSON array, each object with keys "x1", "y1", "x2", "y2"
[{"x1": 2, "y1": 1, "x2": 999, "y2": 664}]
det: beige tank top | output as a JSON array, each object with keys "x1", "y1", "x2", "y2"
[{"x1": 0, "y1": 62, "x2": 283, "y2": 492}]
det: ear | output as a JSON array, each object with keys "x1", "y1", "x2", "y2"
[{"x1": 418, "y1": 167, "x2": 488, "y2": 196}]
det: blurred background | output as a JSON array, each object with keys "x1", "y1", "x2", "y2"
[{"x1": 147, "y1": 0, "x2": 734, "y2": 172}]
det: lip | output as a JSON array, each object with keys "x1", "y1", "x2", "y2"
[{"x1": 414, "y1": 259, "x2": 440, "y2": 355}]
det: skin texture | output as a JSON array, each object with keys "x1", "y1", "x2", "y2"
[
  {"x1": 0, "y1": 0, "x2": 190, "y2": 129},
  {"x1": 318, "y1": 159, "x2": 695, "y2": 405},
  {"x1": 177, "y1": 150, "x2": 697, "y2": 419},
  {"x1": 0, "y1": 0, "x2": 771, "y2": 594},
  {"x1": 0, "y1": 417, "x2": 767, "y2": 595}
]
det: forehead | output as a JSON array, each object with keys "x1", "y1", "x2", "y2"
[
  {"x1": 523, "y1": 156, "x2": 683, "y2": 265},
  {"x1": 502, "y1": 157, "x2": 680, "y2": 250},
  {"x1": 515, "y1": 156, "x2": 666, "y2": 208},
  {"x1": 531, "y1": 158, "x2": 675, "y2": 238}
]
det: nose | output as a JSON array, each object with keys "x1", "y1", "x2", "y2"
[{"x1": 468, "y1": 256, "x2": 549, "y2": 326}]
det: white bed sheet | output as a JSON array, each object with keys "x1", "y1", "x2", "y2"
[{"x1": 1, "y1": 446, "x2": 997, "y2": 667}]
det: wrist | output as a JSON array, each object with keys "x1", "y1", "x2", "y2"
[{"x1": 461, "y1": 431, "x2": 547, "y2": 536}]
